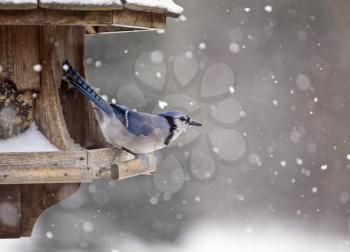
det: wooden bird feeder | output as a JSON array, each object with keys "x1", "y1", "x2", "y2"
[{"x1": 0, "y1": 0, "x2": 183, "y2": 238}]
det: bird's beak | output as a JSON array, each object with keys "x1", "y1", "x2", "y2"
[{"x1": 189, "y1": 120, "x2": 202, "y2": 126}]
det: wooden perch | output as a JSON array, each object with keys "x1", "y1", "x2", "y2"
[{"x1": 0, "y1": 148, "x2": 157, "y2": 184}]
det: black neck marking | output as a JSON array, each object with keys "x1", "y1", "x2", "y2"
[{"x1": 160, "y1": 115, "x2": 177, "y2": 145}]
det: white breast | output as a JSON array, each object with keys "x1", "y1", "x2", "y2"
[{"x1": 99, "y1": 114, "x2": 169, "y2": 154}]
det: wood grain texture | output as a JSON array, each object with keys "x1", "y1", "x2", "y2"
[
  {"x1": 0, "y1": 151, "x2": 89, "y2": 184},
  {"x1": 151, "y1": 13, "x2": 166, "y2": 30},
  {"x1": 34, "y1": 26, "x2": 78, "y2": 151},
  {"x1": 0, "y1": 18, "x2": 164, "y2": 238},
  {"x1": 114, "y1": 10, "x2": 165, "y2": 30},
  {"x1": 0, "y1": 9, "x2": 112, "y2": 25},
  {"x1": 0, "y1": 149, "x2": 156, "y2": 184},
  {"x1": 0, "y1": 26, "x2": 40, "y2": 91},
  {"x1": 22, "y1": 26, "x2": 81, "y2": 237},
  {"x1": 20, "y1": 25, "x2": 112, "y2": 237},
  {"x1": 0, "y1": 26, "x2": 38, "y2": 238},
  {"x1": 56, "y1": 27, "x2": 109, "y2": 149},
  {"x1": 0, "y1": 9, "x2": 165, "y2": 30}
]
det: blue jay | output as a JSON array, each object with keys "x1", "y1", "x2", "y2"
[{"x1": 62, "y1": 60, "x2": 202, "y2": 154}]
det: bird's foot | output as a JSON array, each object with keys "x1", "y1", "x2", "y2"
[{"x1": 121, "y1": 147, "x2": 151, "y2": 172}]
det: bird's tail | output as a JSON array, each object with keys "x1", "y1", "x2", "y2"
[{"x1": 62, "y1": 60, "x2": 113, "y2": 116}]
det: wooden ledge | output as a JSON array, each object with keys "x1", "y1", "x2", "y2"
[{"x1": 0, "y1": 148, "x2": 157, "y2": 184}]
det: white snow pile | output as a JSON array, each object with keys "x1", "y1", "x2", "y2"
[
  {"x1": 111, "y1": 222, "x2": 350, "y2": 252},
  {"x1": 124, "y1": 0, "x2": 183, "y2": 16},
  {"x1": 0, "y1": 220, "x2": 349, "y2": 252},
  {"x1": 0, "y1": 123, "x2": 59, "y2": 153}
]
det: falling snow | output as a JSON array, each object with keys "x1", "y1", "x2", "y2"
[
  {"x1": 264, "y1": 5, "x2": 272, "y2": 12},
  {"x1": 1, "y1": 1, "x2": 350, "y2": 251},
  {"x1": 95, "y1": 61, "x2": 102, "y2": 68},
  {"x1": 33, "y1": 64, "x2": 42, "y2": 72},
  {"x1": 158, "y1": 100, "x2": 168, "y2": 109},
  {"x1": 229, "y1": 43, "x2": 241, "y2": 54},
  {"x1": 198, "y1": 42, "x2": 206, "y2": 50},
  {"x1": 244, "y1": 7, "x2": 251, "y2": 13},
  {"x1": 46, "y1": 232, "x2": 53, "y2": 239}
]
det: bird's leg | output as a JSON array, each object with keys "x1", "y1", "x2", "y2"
[
  {"x1": 121, "y1": 147, "x2": 149, "y2": 170},
  {"x1": 121, "y1": 147, "x2": 137, "y2": 158}
]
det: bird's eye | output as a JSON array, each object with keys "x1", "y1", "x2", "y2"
[{"x1": 180, "y1": 117, "x2": 186, "y2": 121}]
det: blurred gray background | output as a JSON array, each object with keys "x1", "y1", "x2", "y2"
[{"x1": 6, "y1": 0, "x2": 350, "y2": 250}]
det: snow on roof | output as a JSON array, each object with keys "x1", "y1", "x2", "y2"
[
  {"x1": 40, "y1": 0, "x2": 123, "y2": 11},
  {"x1": 0, "y1": 123, "x2": 59, "y2": 153},
  {"x1": 0, "y1": 0, "x2": 183, "y2": 16},
  {"x1": 124, "y1": 0, "x2": 183, "y2": 16},
  {"x1": 0, "y1": 0, "x2": 37, "y2": 9}
]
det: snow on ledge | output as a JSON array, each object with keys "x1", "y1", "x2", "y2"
[
  {"x1": 0, "y1": 123, "x2": 59, "y2": 153},
  {"x1": 124, "y1": 0, "x2": 184, "y2": 16}
]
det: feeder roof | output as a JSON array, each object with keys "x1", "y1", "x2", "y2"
[{"x1": 0, "y1": 0, "x2": 183, "y2": 17}]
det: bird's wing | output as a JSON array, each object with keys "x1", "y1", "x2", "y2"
[{"x1": 111, "y1": 104, "x2": 153, "y2": 136}]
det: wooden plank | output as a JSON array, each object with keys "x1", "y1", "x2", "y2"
[
  {"x1": 114, "y1": 9, "x2": 138, "y2": 26},
  {"x1": 0, "y1": 26, "x2": 40, "y2": 91},
  {"x1": 0, "y1": 149, "x2": 156, "y2": 184},
  {"x1": 151, "y1": 13, "x2": 166, "y2": 30},
  {"x1": 0, "y1": 151, "x2": 89, "y2": 184},
  {"x1": 0, "y1": 9, "x2": 112, "y2": 26},
  {"x1": 114, "y1": 10, "x2": 165, "y2": 30},
  {"x1": 0, "y1": 9, "x2": 165, "y2": 29},
  {"x1": 134, "y1": 11, "x2": 152, "y2": 28},
  {"x1": 0, "y1": 185, "x2": 20, "y2": 238}
]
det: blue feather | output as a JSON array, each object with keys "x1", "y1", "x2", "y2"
[
  {"x1": 111, "y1": 104, "x2": 153, "y2": 136},
  {"x1": 62, "y1": 60, "x2": 113, "y2": 116},
  {"x1": 111, "y1": 104, "x2": 129, "y2": 127}
]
